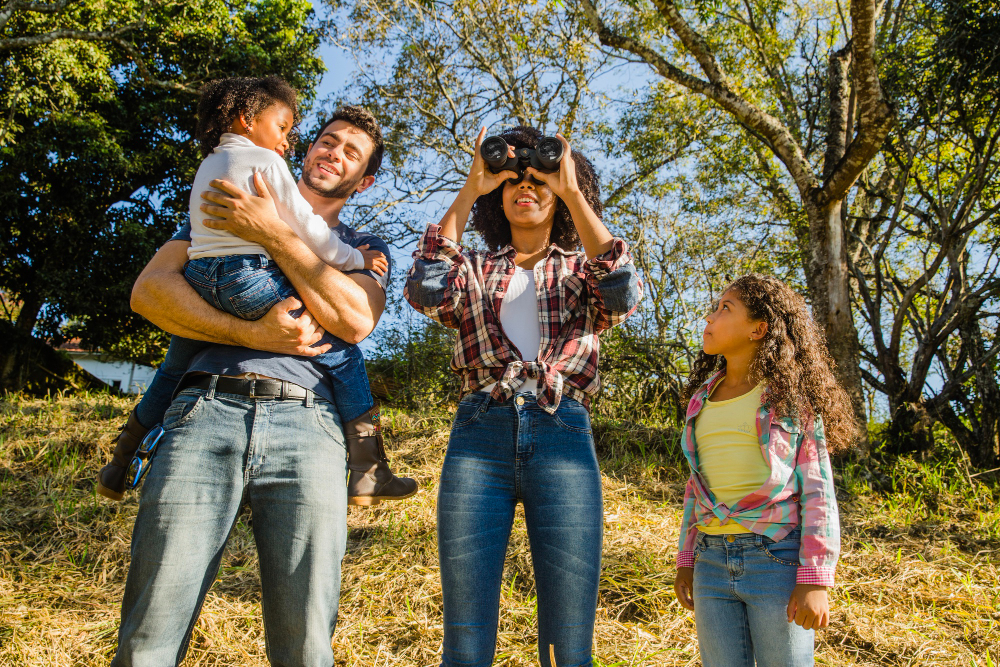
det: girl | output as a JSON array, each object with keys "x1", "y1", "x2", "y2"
[
  {"x1": 404, "y1": 125, "x2": 643, "y2": 667},
  {"x1": 673, "y1": 274, "x2": 856, "y2": 666},
  {"x1": 97, "y1": 76, "x2": 415, "y2": 506}
]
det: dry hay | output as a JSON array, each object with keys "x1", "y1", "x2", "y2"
[{"x1": 0, "y1": 393, "x2": 997, "y2": 666}]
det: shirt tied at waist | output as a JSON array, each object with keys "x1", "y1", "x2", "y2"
[{"x1": 489, "y1": 360, "x2": 564, "y2": 414}]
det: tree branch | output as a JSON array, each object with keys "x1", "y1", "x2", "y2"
[
  {"x1": 817, "y1": 0, "x2": 894, "y2": 205},
  {"x1": 0, "y1": 26, "x2": 128, "y2": 52},
  {"x1": 579, "y1": 0, "x2": 818, "y2": 197}
]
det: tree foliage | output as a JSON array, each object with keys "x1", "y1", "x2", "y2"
[
  {"x1": 0, "y1": 0, "x2": 325, "y2": 389},
  {"x1": 331, "y1": 0, "x2": 999, "y2": 466}
]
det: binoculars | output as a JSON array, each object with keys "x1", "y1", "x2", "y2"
[{"x1": 480, "y1": 135, "x2": 564, "y2": 183}]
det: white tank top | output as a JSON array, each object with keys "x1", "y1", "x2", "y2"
[{"x1": 483, "y1": 263, "x2": 541, "y2": 395}]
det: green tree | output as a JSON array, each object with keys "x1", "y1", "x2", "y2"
[
  {"x1": 579, "y1": 0, "x2": 897, "y2": 442},
  {"x1": 0, "y1": 0, "x2": 325, "y2": 391},
  {"x1": 848, "y1": 0, "x2": 1000, "y2": 464}
]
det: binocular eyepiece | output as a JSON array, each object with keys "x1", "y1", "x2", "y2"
[{"x1": 480, "y1": 135, "x2": 564, "y2": 183}]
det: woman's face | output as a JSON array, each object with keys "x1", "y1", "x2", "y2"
[{"x1": 501, "y1": 175, "x2": 557, "y2": 234}]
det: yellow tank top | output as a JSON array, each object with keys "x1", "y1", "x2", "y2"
[{"x1": 694, "y1": 384, "x2": 770, "y2": 534}]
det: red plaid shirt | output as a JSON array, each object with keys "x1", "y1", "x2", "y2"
[{"x1": 404, "y1": 223, "x2": 643, "y2": 413}]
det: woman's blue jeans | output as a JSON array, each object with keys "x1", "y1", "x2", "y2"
[
  {"x1": 437, "y1": 391, "x2": 603, "y2": 667},
  {"x1": 692, "y1": 529, "x2": 814, "y2": 666}
]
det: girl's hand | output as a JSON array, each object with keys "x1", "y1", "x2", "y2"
[
  {"x1": 461, "y1": 127, "x2": 517, "y2": 197},
  {"x1": 787, "y1": 584, "x2": 830, "y2": 629},
  {"x1": 674, "y1": 566, "x2": 695, "y2": 611},
  {"x1": 358, "y1": 244, "x2": 388, "y2": 276},
  {"x1": 524, "y1": 133, "x2": 579, "y2": 202}
]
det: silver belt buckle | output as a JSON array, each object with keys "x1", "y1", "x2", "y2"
[{"x1": 249, "y1": 379, "x2": 256, "y2": 397}]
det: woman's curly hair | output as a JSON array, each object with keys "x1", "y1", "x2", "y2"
[
  {"x1": 196, "y1": 76, "x2": 300, "y2": 157},
  {"x1": 683, "y1": 274, "x2": 859, "y2": 453},
  {"x1": 469, "y1": 125, "x2": 602, "y2": 252}
]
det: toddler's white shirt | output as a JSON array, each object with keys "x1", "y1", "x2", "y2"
[{"x1": 187, "y1": 133, "x2": 364, "y2": 270}]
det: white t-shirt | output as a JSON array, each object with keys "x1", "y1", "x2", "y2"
[
  {"x1": 187, "y1": 133, "x2": 363, "y2": 270},
  {"x1": 483, "y1": 263, "x2": 541, "y2": 395}
]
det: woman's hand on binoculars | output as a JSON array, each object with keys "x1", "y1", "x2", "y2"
[
  {"x1": 525, "y1": 134, "x2": 578, "y2": 201},
  {"x1": 462, "y1": 127, "x2": 517, "y2": 196}
]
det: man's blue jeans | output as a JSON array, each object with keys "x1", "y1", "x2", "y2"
[
  {"x1": 437, "y1": 392, "x2": 603, "y2": 667},
  {"x1": 133, "y1": 254, "x2": 373, "y2": 429},
  {"x1": 112, "y1": 387, "x2": 349, "y2": 667},
  {"x1": 692, "y1": 529, "x2": 814, "y2": 666}
]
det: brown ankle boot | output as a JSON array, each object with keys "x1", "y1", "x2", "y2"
[
  {"x1": 345, "y1": 407, "x2": 417, "y2": 506},
  {"x1": 96, "y1": 410, "x2": 151, "y2": 501}
]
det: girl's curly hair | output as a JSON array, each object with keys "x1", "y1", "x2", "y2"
[
  {"x1": 196, "y1": 76, "x2": 300, "y2": 157},
  {"x1": 469, "y1": 125, "x2": 602, "y2": 252},
  {"x1": 683, "y1": 274, "x2": 859, "y2": 453}
]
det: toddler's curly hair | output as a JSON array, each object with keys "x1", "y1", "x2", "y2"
[
  {"x1": 469, "y1": 125, "x2": 602, "y2": 252},
  {"x1": 683, "y1": 274, "x2": 860, "y2": 453},
  {"x1": 196, "y1": 76, "x2": 299, "y2": 157}
]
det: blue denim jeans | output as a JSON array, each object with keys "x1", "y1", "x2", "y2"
[
  {"x1": 692, "y1": 529, "x2": 814, "y2": 667},
  {"x1": 437, "y1": 392, "x2": 603, "y2": 667},
  {"x1": 112, "y1": 387, "x2": 349, "y2": 666},
  {"x1": 132, "y1": 254, "x2": 373, "y2": 429}
]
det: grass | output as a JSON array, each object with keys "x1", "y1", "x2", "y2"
[{"x1": 0, "y1": 391, "x2": 998, "y2": 666}]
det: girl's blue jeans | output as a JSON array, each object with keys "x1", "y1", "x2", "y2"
[
  {"x1": 437, "y1": 391, "x2": 603, "y2": 667},
  {"x1": 692, "y1": 528, "x2": 815, "y2": 666},
  {"x1": 133, "y1": 254, "x2": 373, "y2": 429}
]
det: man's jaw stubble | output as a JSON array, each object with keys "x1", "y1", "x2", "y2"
[{"x1": 303, "y1": 161, "x2": 363, "y2": 200}]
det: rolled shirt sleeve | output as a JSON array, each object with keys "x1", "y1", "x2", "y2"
[
  {"x1": 403, "y1": 224, "x2": 472, "y2": 329},
  {"x1": 793, "y1": 414, "x2": 840, "y2": 586},
  {"x1": 583, "y1": 238, "x2": 643, "y2": 333}
]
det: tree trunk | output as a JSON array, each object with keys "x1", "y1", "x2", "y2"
[
  {"x1": 14, "y1": 293, "x2": 41, "y2": 333},
  {"x1": 805, "y1": 196, "x2": 869, "y2": 449},
  {"x1": 887, "y1": 399, "x2": 935, "y2": 456},
  {"x1": 961, "y1": 319, "x2": 1000, "y2": 467}
]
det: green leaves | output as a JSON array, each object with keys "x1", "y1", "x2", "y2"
[{"x1": 0, "y1": 0, "x2": 325, "y2": 369}]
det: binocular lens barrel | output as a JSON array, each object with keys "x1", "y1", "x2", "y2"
[
  {"x1": 535, "y1": 137, "x2": 563, "y2": 168},
  {"x1": 481, "y1": 136, "x2": 510, "y2": 170}
]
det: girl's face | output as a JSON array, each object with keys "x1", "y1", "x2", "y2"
[
  {"x1": 501, "y1": 174, "x2": 557, "y2": 234},
  {"x1": 242, "y1": 103, "x2": 294, "y2": 157},
  {"x1": 702, "y1": 289, "x2": 767, "y2": 356}
]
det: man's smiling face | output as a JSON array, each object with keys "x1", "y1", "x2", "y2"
[{"x1": 301, "y1": 120, "x2": 375, "y2": 200}]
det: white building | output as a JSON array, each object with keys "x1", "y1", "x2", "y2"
[{"x1": 59, "y1": 340, "x2": 158, "y2": 394}]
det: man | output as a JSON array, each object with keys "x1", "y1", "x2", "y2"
[{"x1": 113, "y1": 106, "x2": 391, "y2": 666}]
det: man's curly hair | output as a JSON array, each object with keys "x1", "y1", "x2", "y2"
[
  {"x1": 469, "y1": 126, "x2": 602, "y2": 252},
  {"x1": 683, "y1": 274, "x2": 859, "y2": 454},
  {"x1": 196, "y1": 76, "x2": 299, "y2": 157},
  {"x1": 311, "y1": 105, "x2": 385, "y2": 179}
]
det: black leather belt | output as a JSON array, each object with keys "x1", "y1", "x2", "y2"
[{"x1": 177, "y1": 374, "x2": 312, "y2": 400}]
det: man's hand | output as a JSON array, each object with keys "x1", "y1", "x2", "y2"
[
  {"x1": 252, "y1": 297, "x2": 332, "y2": 357},
  {"x1": 674, "y1": 566, "x2": 695, "y2": 611},
  {"x1": 359, "y1": 244, "x2": 388, "y2": 276},
  {"x1": 787, "y1": 584, "x2": 830, "y2": 630},
  {"x1": 200, "y1": 172, "x2": 283, "y2": 246}
]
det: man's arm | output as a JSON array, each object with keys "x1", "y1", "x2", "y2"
[
  {"x1": 131, "y1": 239, "x2": 331, "y2": 356},
  {"x1": 200, "y1": 172, "x2": 385, "y2": 344}
]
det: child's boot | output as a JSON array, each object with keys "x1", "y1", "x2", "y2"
[
  {"x1": 345, "y1": 406, "x2": 417, "y2": 506},
  {"x1": 96, "y1": 410, "x2": 150, "y2": 501}
]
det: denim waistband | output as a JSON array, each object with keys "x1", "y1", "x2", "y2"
[{"x1": 698, "y1": 527, "x2": 800, "y2": 546}]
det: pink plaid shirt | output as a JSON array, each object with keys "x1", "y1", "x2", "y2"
[
  {"x1": 676, "y1": 371, "x2": 841, "y2": 586},
  {"x1": 403, "y1": 223, "x2": 642, "y2": 413}
]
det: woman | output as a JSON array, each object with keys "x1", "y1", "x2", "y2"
[{"x1": 404, "y1": 125, "x2": 643, "y2": 667}]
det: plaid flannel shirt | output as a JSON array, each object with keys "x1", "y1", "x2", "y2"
[
  {"x1": 404, "y1": 223, "x2": 643, "y2": 413},
  {"x1": 676, "y1": 371, "x2": 841, "y2": 586}
]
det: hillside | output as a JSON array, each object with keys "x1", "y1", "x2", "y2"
[{"x1": 1, "y1": 392, "x2": 997, "y2": 665}]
